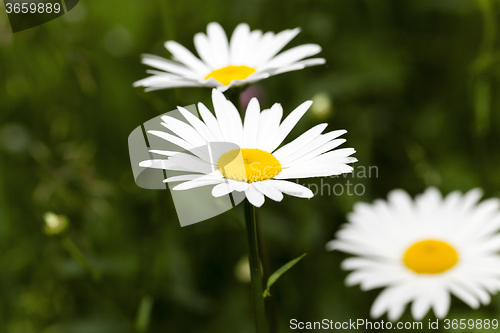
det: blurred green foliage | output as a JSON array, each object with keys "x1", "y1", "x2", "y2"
[{"x1": 1, "y1": 0, "x2": 500, "y2": 332}]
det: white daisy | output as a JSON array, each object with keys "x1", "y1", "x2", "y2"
[
  {"x1": 327, "y1": 188, "x2": 500, "y2": 321},
  {"x1": 138, "y1": 89, "x2": 356, "y2": 207},
  {"x1": 134, "y1": 22, "x2": 325, "y2": 92}
]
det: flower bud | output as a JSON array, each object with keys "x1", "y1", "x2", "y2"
[{"x1": 43, "y1": 212, "x2": 68, "y2": 235}]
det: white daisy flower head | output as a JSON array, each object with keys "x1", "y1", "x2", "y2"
[
  {"x1": 139, "y1": 89, "x2": 356, "y2": 208},
  {"x1": 326, "y1": 188, "x2": 500, "y2": 321},
  {"x1": 134, "y1": 22, "x2": 326, "y2": 92}
]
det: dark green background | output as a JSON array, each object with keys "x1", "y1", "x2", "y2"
[{"x1": 1, "y1": 0, "x2": 500, "y2": 332}]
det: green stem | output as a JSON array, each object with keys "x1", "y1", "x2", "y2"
[
  {"x1": 244, "y1": 199, "x2": 266, "y2": 333},
  {"x1": 256, "y1": 211, "x2": 277, "y2": 333},
  {"x1": 0, "y1": 153, "x2": 9, "y2": 237},
  {"x1": 61, "y1": 236, "x2": 101, "y2": 282},
  {"x1": 472, "y1": 0, "x2": 496, "y2": 137},
  {"x1": 476, "y1": 0, "x2": 496, "y2": 54},
  {"x1": 60, "y1": 235, "x2": 139, "y2": 331}
]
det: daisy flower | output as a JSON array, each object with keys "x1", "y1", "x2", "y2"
[
  {"x1": 138, "y1": 89, "x2": 356, "y2": 207},
  {"x1": 134, "y1": 22, "x2": 325, "y2": 92},
  {"x1": 326, "y1": 188, "x2": 500, "y2": 321}
]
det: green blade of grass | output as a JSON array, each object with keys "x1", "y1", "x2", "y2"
[{"x1": 263, "y1": 253, "x2": 307, "y2": 298}]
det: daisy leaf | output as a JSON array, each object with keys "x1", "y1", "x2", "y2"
[{"x1": 263, "y1": 253, "x2": 307, "y2": 298}]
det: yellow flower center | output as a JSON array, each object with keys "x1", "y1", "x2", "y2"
[
  {"x1": 205, "y1": 65, "x2": 256, "y2": 86},
  {"x1": 217, "y1": 149, "x2": 282, "y2": 183},
  {"x1": 403, "y1": 239, "x2": 458, "y2": 274}
]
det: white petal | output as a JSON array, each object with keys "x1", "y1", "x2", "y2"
[
  {"x1": 248, "y1": 31, "x2": 275, "y2": 66},
  {"x1": 171, "y1": 171, "x2": 223, "y2": 188},
  {"x1": 139, "y1": 159, "x2": 171, "y2": 169},
  {"x1": 278, "y1": 163, "x2": 355, "y2": 180},
  {"x1": 270, "y1": 58, "x2": 326, "y2": 75},
  {"x1": 168, "y1": 152, "x2": 212, "y2": 173},
  {"x1": 432, "y1": 287, "x2": 450, "y2": 319},
  {"x1": 225, "y1": 99, "x2": 244, "y2": 145},
  {"x1": 387, "y1": 189, "x2": 415, "y2": 216},
  {"x1": 164, "y1": 41, "x2": 209, "y2": 74},
  {"x1": 148, "y1": 150, "x2": 178, "y2": 156},
  {"x1": 229, "y1": 23, "x2": 250, "y2": 64},
  {"x1": 198, "y1": 102, "x2": 224, "y2": 141},
  {"x1": 173, "y1": 179, "x2": 223, "y2": 191},
  {"x1": 278, "y1": 130, "x2": 347, "y2": 165},
  {"x1": 448, "y1": 282, "x2": 480, "y2": 309},
  {"x1": 230, "y1": 180, "x2": 249, "y2": 192},
  {"x1": 346, "y1": 271, "x2": 402, "y2": 291},
  {"x1": 245, "y1": 186, "x2": 265, "y2": 207},
  {"x1": 140, "y1": 54, "x2": 199, "y2": 79},
  {"x1": 144, "y1": 70, "x2": 188, "y2": 79},
  {"x1": 258, "y1": 104, "x2": 283, "y2": 150},
  {"x1": 242, "y1": 98, "x2": 261, "y2": 148},
  {"x1": 292, "y1": 149, "x2": 356, "y2": 169},
  {"x1": 194, "y1": 32, "x2": 218, "y2": 70},
  {"x1": 411, "y1": 293, "x2": 432, "y2": 320},
  {"x1": 267, "y1": 101, "x2": 312, "y2": 152},
  {"x1": 139, "y1": 159, "x2": 191, "y2": 172},
  {"x1": 133, "y1": 76, "x2": 203, "y2": 90},
  {"x1": 206, "y1": 22, "x2": 229, "y2": 68},
  {"x1": 177, "y1": 106, "x2": 218, "y2": 142},
  {"x1": 457, "y1": 188, "x2": 484, "y2": 217},
  {"x1": 469, "y1": 234, "x2": 500, "y2": 254},
  {"x1": 241, "y1": 29, "x2": 263, "y2": 64},
  {"x1": 262, "y1": 44, "x2": 322, "y2": 70},
  {"x1": 456, "y1": 277, "x2": 491, "y2": 305},
  {"x1": 265, "y1": 180, "x2": 313, "y2": 198},
  {"x1": 275, "y1": 164, "x2": 353, "y2": 179},
  {"x1": 252, "y1": 182, "x2": 284, "y2": 202},
  {"x1": 371, "y1": 286, "x2": 408, "y2": 319},
  {"x1": 212, "y1": 89, "x2": 242, "y2": 144},
  {"x1": 240, "y1": 71, "x2": 271, "y2": 84},
  {"x1": 164, "y1": 174, "x2": 204, "y2": 183},
  {"x1": 387, "y1": 303, "x2": 407, "y2": 322},
  {"x1": 160, "y1": 116, "x2": 206, "y2": 147},
  {"x1": 282, "y1": 140, "x2": 350, "y2": 168},
  {"x1": 291, "y1": 152, "x2": 356, "y2": 176},
  {"x1": 254, "y1": 28, "x2": 301, "y2": 66},
  {"x1": 212, "y1": 182, "x2": 234, "y2": 197},
  {"x1": 147, "y1": 130, "x2": 194, "y2": 151},
  {"x1": 272, "y1": 123, "x2": 328, "y2": 160}
]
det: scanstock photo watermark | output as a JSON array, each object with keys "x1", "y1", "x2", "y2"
[
  {"x1": 3, "y1": 0, "x2": 79, "y2": 32},
  {"x1": 299, "y1": 165, "x2": 377, "y2": 197},
  {"x1": 289, "y1": 318, "x2": 499, "y2": 330}
]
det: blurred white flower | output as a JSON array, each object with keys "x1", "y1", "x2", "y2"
[
  {"x1": 234, "y1": 256, "x2": 251, "y2": 283},
  {"x1": 134, "y1": 22, "x2": 325, "y2": 92},
  {"x1": 0, "y1": 123, "x2": 30, "y2": 153},
  {"x1": 43, "y1": 212, "x2": 68, "y2": 235},
  {"x1": 139, "y1": 89, "x2": 356, "y2": 207},
  {"x1": 327, "y1": 188, "x2": 500, "y2": 321},
  {"x1": 310, "y1": 92, "x2": 333, "y2": 118}
]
